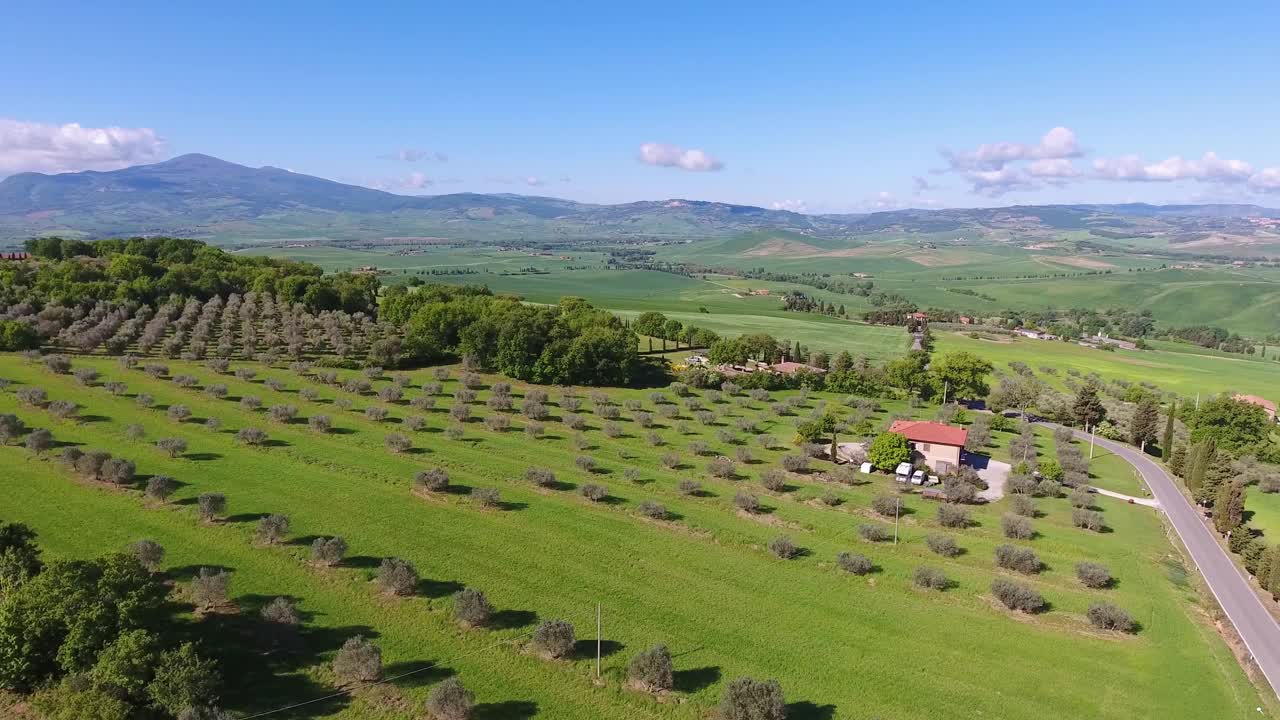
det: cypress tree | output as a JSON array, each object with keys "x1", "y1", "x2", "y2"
[
  {"x1": 1169, "y1": 445, "x2": 1187, "y2": 477},
  {"x1": 1129, "y1": 396, "x2": 1160, "y2": 449},
  {"x1": 1160, "y1": 401, "x2": 1176, "y2": 461},
  {"x1": 1188, "y1": 440, "x2": 1214, "y2": 497},
  {"x1": 1214, "y1": 481, "x2": 1246, "y2": 535},
  {"x1": 1267, "y1": 546, "x2": 1280, "y2": 599}
]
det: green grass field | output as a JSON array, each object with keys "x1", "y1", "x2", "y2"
[
  {"x1": 935, "y1": 330, "x2": 1280, "y2": 401},
  {"x1": 0, "y1": 353, "x2": 1270, "y2": 719}
]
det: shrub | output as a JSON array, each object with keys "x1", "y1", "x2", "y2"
[
  {"x1": 991, "y1": 579, "x2": 1046, "y2": 613},
  {"x1": 623, "y1": 467, "x2": 643, "y2": 483},
  {"x1": 311, "y1": 536, "x2": 348, "y2": 566},
  {"x1": 145, "y1": 475, "x2": 177, "y2": 502},
  {"x1": 366, "y1": 406, "x2": 390, "y2": 422},
  {"x1": 410, "y1": 395, "x2": 436, "y2": 410},
  {"x1": 760, "y1": 468, "x2": 786, "y2": 491},
  {"x1": 531, "y1": 619, "x2": 575, "y2": 659},
  {"x1": 415, "y1": 468, "x2": 449, "y2": 492},
  {"x1": 1001, "y1": 513, "x2": 1033, "y2": 540},
  {"x1": 72, "y1": 367, "x2": 98, "y2": 385},
  {"x1": 570, "y1": 433, "x2": 589, "y2": 451},
  {"x1": 994, "y1": 544, "x2": 1042, "y2": 574},
  {"x1": 204, "y1": 417, "x2": 221, "y2": 432},
  {"x1": 44, "y1": 399, "x2": 77, "y2": 421},
  {"x1": 718, "y1": 677, "x2": 786, "y2": 720},
  {"x1": 1072, "y1": 508, "x2": 1105, "y2": 532},
  {"x1": 563, "y1": 413, "x2": 586, "y2": 430},
  {"x1": 858, "y1": 524, "x2": 890, "y2": 542},
  {"x1": 130, "y1": 539, "x2": 166, "y2": 571},
  {"x1": 708, "y1": 456, "x2": 736, "y2": 478},
  {"x1": 926, "y1": 534, "x2": 960, "y2": 557},
  {"x1": 733, "y1": 491, "x2": 761, "y2": 513},
  {"x1": 581, "y1": 483, "x2": 608, "y2": 502},
  {"x1": 240, "y1": 395, "x2": 262, "y2": 411},
  {"x1": 677, "y1": 479, "x2": 702, "y2": 496},
  {"x1": 426, "y1": 677, "x2": 475, "y2": 720},
  {"x1": 524, "y1": 421, "x2": 545, "y2": 439},
  {"x1": 309, "y1": 414, "x2": 332, "y2": 433},
  {"x1": 384, "y1": 433, "x2": 412, "y2": 453},
  {"x1": 235, "y1": 427, "x2": 268, "y2": 446},
  {"x1": 268, "y1": 404, "x2": 298, "y2": 423},
  {"x1": 780, "y1": 454, "x2": 809, "y2": 473},
  {"x1": 197, "y1": 492, "x2": 226, "y2": 521},
  {"x1": 100, "y1": 457, "x2": 136, "y2": 485},
  {"x1": 444, "y1": 424, "x2": 465, "y2": 440},
  {"x1": 333, "y1": 636, "x2": 382, "y2": 684},
  {"x1": 453, "y1": 588, "x2": 494, "y2": 627},
  {"x1": 637, "y1": 500, "x2": 668, "y2": 520},
  {"x1": 156, "y1": 437, "x2": 188, "y2": 458},
  {"x1": 16, "y1": 387, "x2": 47, "y2": 406},
  {"x1": 1009, "y1": 494, "x2": 1036, "y2": 518},
  {"x1": 575, "y1": 456, "x2": 597, "y2": 473},
  {"x1": 603, "y1": 420, "x2": 622, "y2": 438},
  {"x1": 768, "y1": 534, "x2": 798, "y2": 559},
  {"x1": 205, "y1": 383, "x2": 229, "y2": 399},
  {"x1": 378, "y1": 558, "x2": 419, "y2": 596},
  {"x1": 914, "y1": 566, "x2": 950, "y2": 590},
  {"x1": 836, "y1": 551, "x2": 873, "y2": 574},
  {"x1": 734, "y1": 446, "x2": 754, "y2": 464},
  {"x1": 255, "y1": 514, "x2": 290, "y2": 545},
  {"x1": 24, "y1": 428, "x2": 52, "y2": 455},
  {"x1": 43, "y1": 354, "x2": 72, "y2": 374},
  {"x1": 660, "y1": 452, "x2": 681, "y2": 469},
  {"x1": 190, "y1": 567, "x2": 231, "y2": 610},
  {"x1": 1068, "y1": 487, "x2": 1092, "y2": 509},
  {"x1": 1075, "y1": 561, "x2": 1113, "y2": 588},
  {"x1": 626, "y1": 645, "x2": 674, "y2": 692},
  {"x1": 471, "y1": 487, "x2": 500, "y2": 507},
  {"x1": 1088, "y1": 602, "x2": 1135, "y2": 632},
  {"x1": 688, "y1": 440, "x2": 709, "y2": 456},
  {"x1": 943, "y1": 480, "x2": 978, "y2": 504},
  {"x1": 871, "y1": 494, "x2": 901, "y2": 517},
  {"x1": 167, "y1": 404, "x2": 192, "y2": 423}
]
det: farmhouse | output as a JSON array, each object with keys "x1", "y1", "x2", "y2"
[
  {"x1": 888, "y1": 420, "x2": 968, "y2": 474},
  {"x1": 1233, "y1": 394, "x2": 1278, "y2": 421}
]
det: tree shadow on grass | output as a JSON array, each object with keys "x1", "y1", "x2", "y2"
[
  {"x1": 383, "y1": 660, "x2": 454, "y2": 689},
  {"x1": 343, "y1": 555, "x2": 383, "y2": 570},
  {"x1": 185, "y1": 452, "x2": 223, "y2": 461},
  {"x1": 224, "y1": 512, "x2": 271, "y2": 524},
  {"x1": 490, "y1": 609, "x2": 538, "y2": 630},
  {"x1": 673, "y1": 666, "x2": 721, "y2": 693},
  {"x1": 787, "y1": 701, "x2": 838, "y2": 720},
  {"x1": 474, "y1": 701, "x2": 538, "y2": 720},
  {"x1": 78, "y1": 414, "x2": 111, "y2": 424},
  {"x1": 261, "y1": 439, "x2": 291, "y2": 448},
  {"x1": 166, "y1": 563, "x2": 235, "y2": 582},
  {"x1": 418, "y1": 578, "x2": 464, "y2": 599},
  {"x1": 496, "y1": 500, "x2": 529, "y2": 512},
  {"x1": 572, "y1": 639, "x2": 624, "y2": 660}
]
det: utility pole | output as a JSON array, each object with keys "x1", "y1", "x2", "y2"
[
  {"x1": 941, "y1": 380, "x2": 949, "y2": 407},
  {"x1": 1088, "y1": 423, "x2": 1096, "y2": 459},
  {"x1": 596, "y1": 603, "x2": 602, "y2": 681},
  {"x1": 894, "y1": 497, "x2": 900, "y2": 545}
]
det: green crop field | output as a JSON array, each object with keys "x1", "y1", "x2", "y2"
[
  {"x1": 0, "y1": 353, "x2": 1270, "y2": 719},
  {"x1": 935, "y1": 330, "x2": 1280, "y2": 401}
]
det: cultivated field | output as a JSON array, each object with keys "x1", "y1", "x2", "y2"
[{"x1": 0, "y1": 353, "x2": 1269, "y2": 719}]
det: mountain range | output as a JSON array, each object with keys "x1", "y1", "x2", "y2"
[{"x1": 2, "y1": 153, "x2": 1279, "y2": 251}]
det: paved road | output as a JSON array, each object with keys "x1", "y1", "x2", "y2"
[{"x1": 1053, "y1": 425, "x2": 1280, "y2": 698}]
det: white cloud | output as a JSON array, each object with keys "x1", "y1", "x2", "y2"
[
  {"x1": 380, "y1": 148, "x2": 448, "y2": 163},
  {"x1": 0, "y1": 118, "x2": 167, "y2": 176},
  {"x1": 367, "y1": 171, "x2": 434, "y2": 193},
  {"x1": 942, "y1": 126, "x2": 1081, "y2": 173},
  {"x1": 1026, "y1": 158, "x2": 1080, "y2": 181},
  {"x1": 1249, "y1": 168, "x2": 1280, "y2": 192},
  {"x1": 523, "y1": 176, "x2": 545, "y2": 187},
  {"x1": 638, "y1": 142, "x2": 724, "y2": 172},
  {"x1": 770, "y1": 199, "x2": 808, "y2": 213},
  {"x1": 1091, "y1": 151, "x2": 1254, "y2": 184}
]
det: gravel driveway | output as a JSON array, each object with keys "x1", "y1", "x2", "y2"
[{"x1": 966, "y1": 454, "x2": 1010, "y2": 502}]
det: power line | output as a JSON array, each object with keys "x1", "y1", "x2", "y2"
[{"x1": 235, "y1": 632, "x2": 530, "y2": 720}]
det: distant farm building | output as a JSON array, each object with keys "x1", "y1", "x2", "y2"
[
  {"x1": 888, "y1": 420, "x2": 968, "y2": 474},
  {"x1": 0, "y1": 252, "x2": 30, "y2": 261},
  {"x1": 1233, "y1": 394, "x2": 1278, "y2": 422}
]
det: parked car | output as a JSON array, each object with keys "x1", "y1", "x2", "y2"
[
  {"x1": 910, "y1": 469, "x2": 926, "y2": 485},
  {"x1": 894, "y1": 462, "x2": 913, "y2": 483}
]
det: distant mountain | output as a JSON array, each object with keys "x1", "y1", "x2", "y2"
[{"x1": 2, "y1": 154, "x2": 1278, "y2": 249}]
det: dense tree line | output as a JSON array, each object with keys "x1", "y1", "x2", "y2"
[
  {"x1": 384, "y1": 284, "x2": 642, "y2": 385},
  {"x1": 10, "y1": 237, "x2": 378, "y2": 315}
]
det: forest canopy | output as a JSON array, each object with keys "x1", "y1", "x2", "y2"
[{"x1": 12, "y1": 237, "x2": 378, "y2": 314}]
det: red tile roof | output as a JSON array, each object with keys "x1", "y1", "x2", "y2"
[
  {"x1": 888, "y1": 420, "x2": 968, "y2": 447},
  {"x1": 770, "y1": 361, "x2": 827, "y2": 375}
]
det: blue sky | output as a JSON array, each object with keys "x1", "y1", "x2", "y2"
[{"x1": 4, "y1": 0, "x2": 1279, "y2": 211}]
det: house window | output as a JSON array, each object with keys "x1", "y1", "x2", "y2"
[{"x1": 920, "y1": 443, "x2": 930, "y2": 451}]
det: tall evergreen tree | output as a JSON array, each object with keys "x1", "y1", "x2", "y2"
[
  {"x1": 1072, "y1": 382, "x2": 1107, "y2": 429},
  {"x1": 1160, "y1": 401, "x2": 1176, "y2": 461},
  {"x1": 1201, "y1": 451, "x2": 1234, "y2": 507},
  {"x1": 1267, "y1": 546, "x2": 1280, "y2": 599},
  {"x1": 1214, "y1": 481, "x2": 1247, "y2": 534},
  {"x1": 1129, "y1": 395, "x2": 1160, "y2": 450},
  {"x1": 1187, "y1": 439, "x2": 1213, "y2": 496},
  {"x1": 1169, "y1": 444, "x2": 1187, "y2": 478}
]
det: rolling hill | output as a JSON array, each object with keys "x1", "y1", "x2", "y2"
[{"x1": 2, "y1": 154, "x2": 1280, "y2": 252}]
